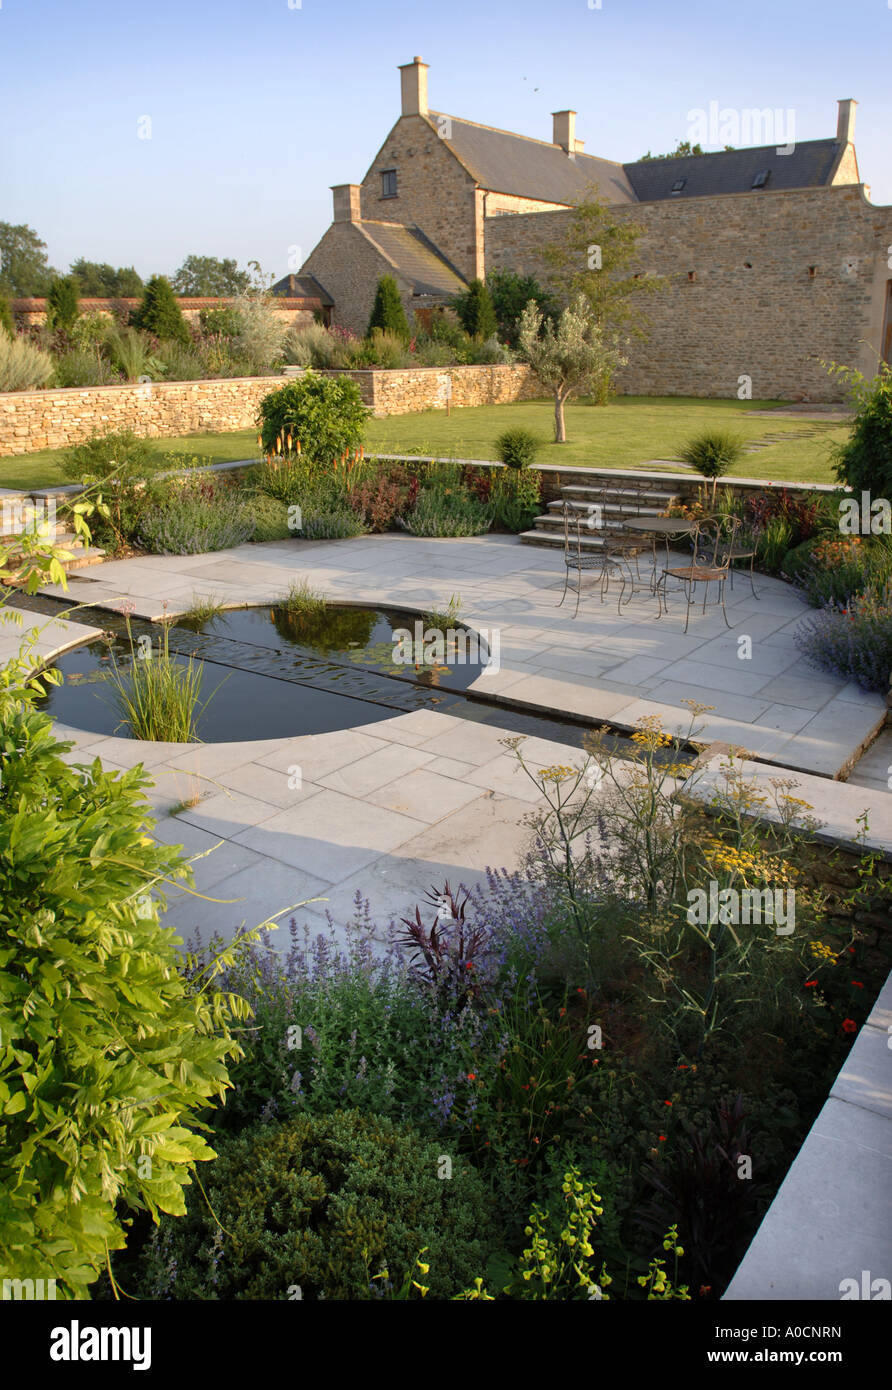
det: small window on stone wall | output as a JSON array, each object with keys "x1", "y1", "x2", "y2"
[{"x1": 381, "y1": 170, "x2": 397, "y2": 198}]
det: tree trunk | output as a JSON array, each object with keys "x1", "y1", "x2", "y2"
[{"x1": 554, "y1": 390, "x2": 567, "y2": 443}]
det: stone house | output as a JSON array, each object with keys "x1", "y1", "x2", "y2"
[{"x1": 296, "y1": 57, "x2": 892, "y2": 400}]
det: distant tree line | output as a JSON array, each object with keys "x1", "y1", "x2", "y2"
[{"x1": 0, "y1": 221, "x2": 263, "y2": 300}]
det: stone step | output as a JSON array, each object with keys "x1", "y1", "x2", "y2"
[
  {"x1": 61, "y1": 546, "x2": 106, "y2": 571},
  {"x1": 519, "y1": 528, "x2": 609, "y2": 550},
  {"x1": 534, "y1": 512, "x2": 641, "y2": 535},
  {"x1": 560, "y1": 483, "x2": 681, "y2": 502},
  {"x1": 547, "y1": 499, "x2": 672, "y2": 520}
]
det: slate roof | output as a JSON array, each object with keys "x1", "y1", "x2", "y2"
[
  {"x1": 358, "y1": 222, "x2": 467, "y2": 295},
  {"x1": 270, "y1": 274, "x2": 334, "y2": 304},
  {"x1": 622, "y1": 139, "x2": 841, "y2": 201},
  {"x1": 429, "y1": 112, "x2": 637, "y2": 205}
]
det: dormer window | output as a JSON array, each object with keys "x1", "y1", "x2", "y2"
[
  {"x1": 752, "y1": 168, "x2": 771, "y2": 189},
  {"x1": 670, "y1": 178, "x2": 686, "y2": 194},
  {"x1": 381, "y1": 169, "x2": 397, "y2": 198}
]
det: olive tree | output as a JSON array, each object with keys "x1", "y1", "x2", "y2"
[{"x1": 518, "y1": 295, "x2": 627, "y2": 443}]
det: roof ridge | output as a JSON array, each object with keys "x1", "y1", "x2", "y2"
[
  {"x1": 623, "y1": 137, "x2": 838, "y2": 168},
  {"x1": 428, "y1": 109, "x2": 629, "y2": 169}
]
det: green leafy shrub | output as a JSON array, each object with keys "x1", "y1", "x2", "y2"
[
  {"x1": 62, "y1": 428, "x2": 155, "y2": 481},
  {"x1": 133, "y1": 1111, "x2": 493, "y2": 1300},
  {"x1": 0, "y1": 692, "x2": 247, "y2": 1297},
  {"x1": 60, "y1": 430, "x2": 157, "y2": 551},
  {"x1": 424, "y1": 307, "x2": 472, "y2": 361},
  {"x1": 413, "y1": 340, "x2": 455, "y2": 367},
  {"x1": 0, "y1": 332, "x2": 54, "y2": 391},
  {"x1": 831, "y1": 360, "x2": 892, "y2": 499},
  {"x1": 47, "y1": 275, "x2": 80, "y2": 331},
  {"x1": 468, "y1": 334, "x2": 513, "y2": 365},
  {"x1": 198, "y1": 306, "x2": 240, "y2": 338},
  {"x1": 486, "y1": 268, "x2": 557, "y2": 348},
  {"x1": 495, "y1": 427, "x2": 542, "y2": 469},
  {"x1": 131, "y1": 275, "x2": 190, "y2": 345},
  {"x1": 366, "y1": 274, "x2": 410, "y2": 343},
  {"x1": 454, "y1": 278, "x2": 498, "y2": 340},
  {"x1": 257, "y1": 372, "x2": 369, "y2": 464}
]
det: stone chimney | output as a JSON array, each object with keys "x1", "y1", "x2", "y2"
[
  {"x1": 837, "y1": 98, "x2": 857, "y2": 144},
  {"x1": 553, "y1": 110, "x2": 583, "y2": 154},
  {"x1": 332, "y1": 184, "x2": 362, "y2": 223},
  {"x1": 399, "y1": 56, "x2": 429, "y2": 117}
]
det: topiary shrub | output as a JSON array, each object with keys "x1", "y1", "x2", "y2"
[
  {"x1": 366, "y1": 275, "x2": 410, "y2": 344},
  {"x1": 133, "y1": 1110, "x2": 493, "y2": 1300},
  {"x1": 257, "y1": 371, "x2": 369, "y2": 465},
  {"x1": 131, "y1": 275, "x2": 191, "y2": 345},
  {"x1": 0, "y1": 684, "x2": 248, "y2": 1297},
  {"x1": 494, "y1": 427, "x2": 542, "y2": 469}
]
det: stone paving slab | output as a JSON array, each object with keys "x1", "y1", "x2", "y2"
[{"x1": 684, "y1": 753, "x2": 892, "y2": 855}]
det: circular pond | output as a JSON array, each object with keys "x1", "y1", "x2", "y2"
[{"x1": 37, "y1": 602, "x2": 492, "y2": 743}]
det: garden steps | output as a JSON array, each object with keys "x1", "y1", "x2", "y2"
[{"x1": 520, "y1": 473, "x2": 682, "y2": 550}]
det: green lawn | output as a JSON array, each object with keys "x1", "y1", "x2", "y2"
[
  {"x1": 366, "y1": 396, "x2": 847, "y2": 484},
  {"x1": 0, "y1": 395, "x2": 847, "y2": 488}
]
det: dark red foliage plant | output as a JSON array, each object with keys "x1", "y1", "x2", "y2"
[{"x1": 397, "y1": 882, "x2": 490, "y2": 1014}]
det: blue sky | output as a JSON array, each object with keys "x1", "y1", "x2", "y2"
[{"x1": 1, "y1": 0, "x2": 889, "y2": 283}]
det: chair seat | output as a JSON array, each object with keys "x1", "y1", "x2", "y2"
[
  {"x1": 723, "y1": 547, "x2": 756, "y2": 560},
  {"x1": 664, "y1": 564, "x2": 727, "y2": 581},
  {"x1": 566, "y1": 555, "x2": 621, "y2": 572}
]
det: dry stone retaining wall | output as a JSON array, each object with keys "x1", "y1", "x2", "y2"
[{"x1": 0, "y1": 365, "x2": 544, "y2": 456}]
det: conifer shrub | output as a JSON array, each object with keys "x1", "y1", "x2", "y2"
[
  {"x1": 366, "y1": 275, "x2": 410, "y2": 344},
  {"x1": 132, "y1": 275, "x2": 191, "y2": 345}
]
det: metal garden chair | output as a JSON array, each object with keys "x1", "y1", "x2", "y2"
[
  {"x1": 655, "y1": 515, "x2": 740, "y2": 632},
  {"x1": 557, "y1": 502, "x2": 624, "y2": 618}
]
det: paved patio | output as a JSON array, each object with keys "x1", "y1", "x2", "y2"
[{"x1": 8, "y1": 530, "x2": 889, "y2": 947}]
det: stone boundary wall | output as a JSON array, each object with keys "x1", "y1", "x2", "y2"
[
  {"x1": 11, "y1": 297, "x2": 319, "y2": 330},
  {"x1": 0, "y1": 365, "x2": 545, "y2": 456},
  {"x1": 486, "y1": 183, "x2": 892, "y2": 402}
]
